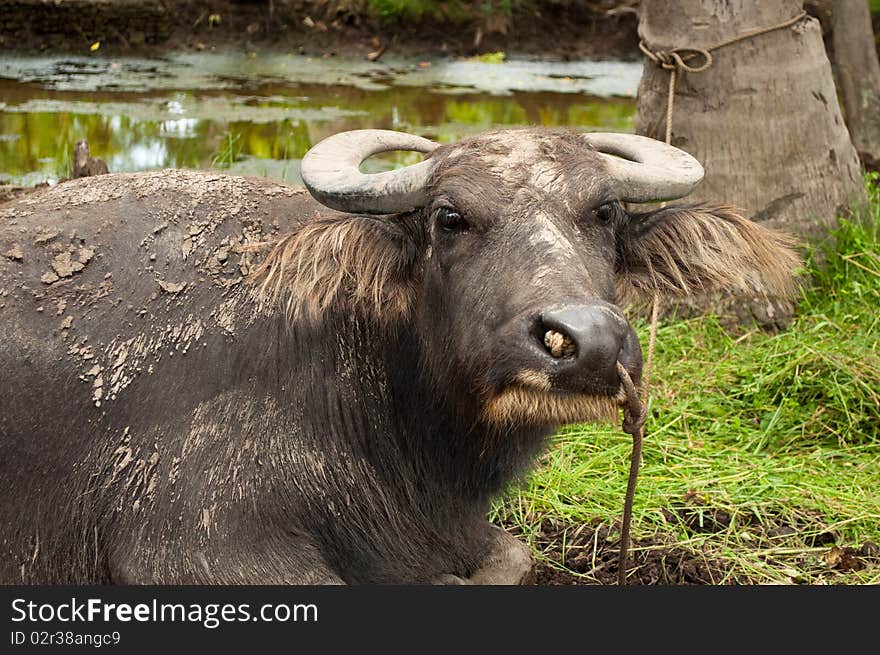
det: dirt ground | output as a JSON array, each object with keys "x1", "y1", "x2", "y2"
[
  {"x1": 522, "y1": 520, "x2": 732, "y2": 585},
  {"x1": 0, "y1": 0, "x2": 640, "y2": 60},
  {"x1": 516, "y1": 511, "x2": 880, "y2": 585}
]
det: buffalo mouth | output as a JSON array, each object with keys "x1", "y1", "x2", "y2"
[{"x1": 481, "y1": 370, "x2": 628, "y2": 428}]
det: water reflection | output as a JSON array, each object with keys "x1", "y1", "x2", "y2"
[{"x1": 0, "y1": 54, "x2": 638, "y2": 186}]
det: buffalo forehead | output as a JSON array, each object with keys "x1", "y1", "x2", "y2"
[{"x1": 437, "y1": 130, "x2": 608, "y2": 202}]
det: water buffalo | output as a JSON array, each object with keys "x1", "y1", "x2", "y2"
[{"x1": 0, "y1": 128, "x2": 799, "y2": 584}]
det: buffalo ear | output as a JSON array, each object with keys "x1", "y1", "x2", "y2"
[
  {"x1": 616, "y1": 204, "x2": 802, "y2": 304},
  {"x1": 252, "y1": 214, "x2": 421, "y2": 321}
]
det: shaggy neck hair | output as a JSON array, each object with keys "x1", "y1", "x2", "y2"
[{"x1": 251, "y1": 213, "x2": 425, "y2": 323}]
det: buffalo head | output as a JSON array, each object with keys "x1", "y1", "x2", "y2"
[{"x1": 256, "y1": 128, "x2": 799, "y2": 428}]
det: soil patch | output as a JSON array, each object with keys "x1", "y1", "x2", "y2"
[
  {"x1": 0, "y1": 0, "x2": 640, "y2": 61},
  {"x1": 514, "y1": 511, "x2": 880, "y2": 585},
  {"x1": 519, "y1": 519, "x2": 734, "y2": 585}
]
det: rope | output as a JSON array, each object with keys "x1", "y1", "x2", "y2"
[
  {"x1": 639, "y1": 11, "x2": 807, "y2": 146},
  {"x1": 642, "y1": 294, "x2": 660, "y2": 406},
  {"x1": 616, "y1": 294, "x2": 659, "y2": 585}
]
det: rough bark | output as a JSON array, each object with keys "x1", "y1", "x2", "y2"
[
  {"x1": 635, "y1": 0, "x2": 866, "y2": 243},
  {"x1": 831, "y1": 0, "x2": 880, "y2": 158}
]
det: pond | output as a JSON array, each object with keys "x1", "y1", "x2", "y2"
[{"x1": 0, "y1": 53, "x2": 641, "y2": 187}]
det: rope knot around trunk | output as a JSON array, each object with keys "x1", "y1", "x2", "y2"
[
  {"x1": 638, "y1": 10, "x2": 807, "y2": 146},
  {"x1": 638, "y1": 43, "x2": 713, "y2": 74}
]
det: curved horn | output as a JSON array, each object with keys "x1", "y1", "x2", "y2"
[
  {"x1": 582, "y1": 133, "x2": 704, "y2": 202},
  {"x1": 301, "y1": 129, "x2": 439, "y2": 214}
]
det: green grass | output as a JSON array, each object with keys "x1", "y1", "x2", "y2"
[
  {"x1": 366, "y1": 0, "x2": 513, "y2": 23},
  {"x1": 468, "y1": 51, "x2": 507, "y2": 63},
  {"x1": 494, "y1": 175, "x2": 880, "y2": 585},
  {"x1": 367, "y1": 0, "x2": 458, "y2": 21},
  {"x1": 210, "y1": 131, "x2": 242, "y2": 169}
]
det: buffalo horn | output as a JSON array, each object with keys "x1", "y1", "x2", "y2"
[
  {"x1": 301, "y1": 129, "x2": 438, "y2": 214},
  {"x1": 582, "y1": 133, "x2": 704, "y2": 202}
]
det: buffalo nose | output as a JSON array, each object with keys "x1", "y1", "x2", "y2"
[{"x1": 536, "y1": 305, "x2": 641, "y2": 392}]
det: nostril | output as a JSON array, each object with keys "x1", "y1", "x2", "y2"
[
  {"x1": 543, "y1": 328, "x2": 577, "y2": 359},
  {"x1": 537, "y1": 305, "x2": 628, "y2": 370},
  {"x1": 531, "y1": 305, "x2": 634, "y2": 394}
]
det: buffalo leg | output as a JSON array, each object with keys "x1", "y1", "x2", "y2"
[{"x1": 467, "y1": 525, "x2": 533, "y2": 585}]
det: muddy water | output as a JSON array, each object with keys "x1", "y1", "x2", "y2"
[{"x1": 0, "y1": 53, "x2": 640, "y2": 187}]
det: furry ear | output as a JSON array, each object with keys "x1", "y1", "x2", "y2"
[
  {"x1": 616, "y1": 204, "x2": 802, "y2": 304},
  {"x1": 252, "y1": 214, "x2": 420, "y2": 321}
]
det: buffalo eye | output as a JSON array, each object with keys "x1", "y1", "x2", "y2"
[
  {"x1": 434, "y1": 207, "x2": 468, "y2": 233},
  {"x1": 595, "y1": 201, "x2": 622, "y2": 225}
]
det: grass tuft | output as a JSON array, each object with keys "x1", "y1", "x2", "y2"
[
  {"x1": 211, "y1": 131, "x2": 242, "y2": 169},
  {"x1": 366, "y1": 0, "x2": 513, "y2": 23}
]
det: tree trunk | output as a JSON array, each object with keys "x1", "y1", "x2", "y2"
[
  {"x1": 635, "y1": 0, "x2": 866, "y2": 242},
  {"x1": 831, "y1": 0, "x2": 880, "y2": 159}
]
